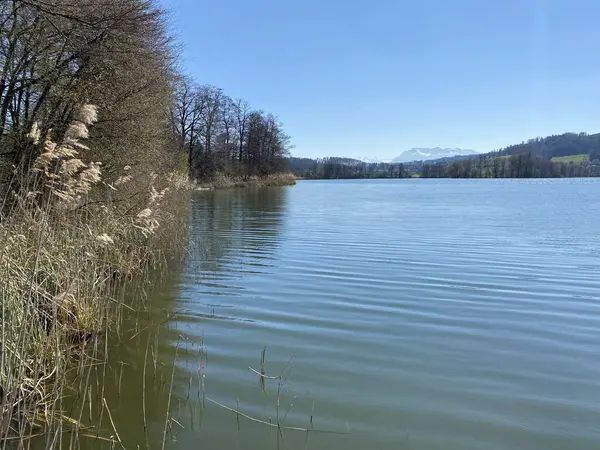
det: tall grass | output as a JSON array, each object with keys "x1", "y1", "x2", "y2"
[{"x1": 0, "y1": 106, "x2": 192, "y2": 445}]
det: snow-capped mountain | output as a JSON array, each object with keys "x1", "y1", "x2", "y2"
[
  {"x1": 391, "y1": 148, "x2": 478, "y2": 163},
  {"x1": 357, "y1": 156, "x2": 386, "y2": 164}
]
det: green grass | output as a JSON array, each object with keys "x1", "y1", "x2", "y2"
[{"x1": 551, "y1": 154, "x2": 589, "y2": 164}]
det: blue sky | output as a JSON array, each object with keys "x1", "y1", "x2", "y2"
[{"x1": 161, "y1": 0, "x2": 600, "y2": 160}]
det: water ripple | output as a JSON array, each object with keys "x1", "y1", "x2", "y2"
[{"x1": 171, "y1": 180, "x2": 600, "y2": 450}]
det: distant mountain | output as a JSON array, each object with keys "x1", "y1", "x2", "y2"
[
  {"x1": 391, "y1": 148, "x2": 478, "y2": 163},
  {"x1": 357, "y1": 156, "x2": 386, "y2": 164}
]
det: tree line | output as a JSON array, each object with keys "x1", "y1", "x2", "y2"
[
  {"x1": 420, "y1": 152, "x2": 600, "y2": 178},
  {"x1": 0, "y1": 0, "x2": 293, "y2": 204},
  {"x1": 171, "y1": 81, "x2": 292, "y2": 182},
  {"x1": 290, "y1": 132, "x2": 600, "y2": 180},
  {"x1": 290, "y1": 157, "x2": 406, "y2": 179},
  {"x1": 497, "y1": 132, "x2": 600, "y2": 160},
  {"x1": 419, "y1": 132, "x2": 600, "y2": 178},
  {"x1": 291, "y1": 153, "x2": 600, "y2": 180}
]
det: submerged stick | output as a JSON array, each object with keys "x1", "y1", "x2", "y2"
[
  {"x1": 249, "y1": 367, "x2": 279, "y2": 380},
  {"x1": 205, "y1": 397, "x2": 350, "y2": 435}
]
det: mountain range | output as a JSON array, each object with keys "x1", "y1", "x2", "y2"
[{"x1": 391, "y1": 148, "x2": 478, "y2": 163}]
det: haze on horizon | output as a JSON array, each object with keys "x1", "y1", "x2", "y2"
[{"x1": 162, "y1": 0, "x2": 600, "y2": 160}]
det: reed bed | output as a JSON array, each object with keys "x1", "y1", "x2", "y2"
[
  {"x1": 0, "y1": 107, "x2": 192, "y2": 447},
  {"x1": 201, "y1": 172, "x2": 296, "y2": 190}
]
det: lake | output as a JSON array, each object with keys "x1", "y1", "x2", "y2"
[{"x1": 78, "y1": 179, "x2": 600, "y2": 450}]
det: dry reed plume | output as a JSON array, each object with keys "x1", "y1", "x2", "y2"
[{"x1": 0, "y1": 106, "x2": 192, "y2": 446}]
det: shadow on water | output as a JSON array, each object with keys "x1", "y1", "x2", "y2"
[
  {"x1": 33, "y1": 186, "x2": 325, "y2": 450},
  {"x1": 189, "y1": 187, "x2": 288, "y2": 275},
  {"x1": 28, "y1": 269, "x2": 188, "y2": 450},
  {"x1": 181, "y1": 187, "x2": 290, "y2": 318}
]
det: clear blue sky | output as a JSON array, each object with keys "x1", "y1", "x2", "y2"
[{"x1": 161, "y1": 0, "x2": 600, "y2": 160}]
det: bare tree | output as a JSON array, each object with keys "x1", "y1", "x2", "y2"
[
  {"x1": 172, "y1": 76, "x2": 204, "y2": 177},
  {"x1": 233, "y1": 99, "x2": 249, "y2": 165},
  {"x1": 1, "y1": 0, "x2": 179, "y2": 196},
  {"x1": 198, "y1": 85, "x2": 222, "y2": 156},
  {"x1": 219, "y1": 95, "x2": 234, "y2": 164}
]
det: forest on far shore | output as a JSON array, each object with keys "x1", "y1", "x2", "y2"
[{"x1": 289, "y1": 132, "x2": 600, "y2": 179}]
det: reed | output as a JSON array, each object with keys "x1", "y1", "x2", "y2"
[
  {"x1": 206, "y1": 348, "x2": 349, "y2": 437},
  {"x1": 200, "y1": 172, "x2": 297, "y2": 190},
  {"x1": 0, "y1": 107, "x2": 192, "y2": 446}
]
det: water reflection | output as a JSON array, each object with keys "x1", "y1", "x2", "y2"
[
  {"x1": 181, "y1": 187, "x2": 289, "y2": 324},
  {"x1": 34, "y1": 270, "x2": 190, "y2": 450},
  {"x1": 43, "y1": 187, "x2": 292, "y2": 450},
  {"x1": 189, "y1": 187, "x2": 288, "y2": 274},
  {"x1": 37, "y1": 180, "x2": 600, "y2": 450}
]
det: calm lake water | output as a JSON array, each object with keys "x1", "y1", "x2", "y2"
[{"x1": 79, "y1": 179, "x2": 600, "y2": 450}]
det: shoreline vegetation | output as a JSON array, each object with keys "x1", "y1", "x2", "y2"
[
  {"x1": 0, "y1": 0, "x2": 293, "y2": 447},
  {"x1": 198, "y1": 172, "x2": 296, "y2": 190},
  {"x1": 0, "y1": 106, "x2": 194, "y2": 445}
]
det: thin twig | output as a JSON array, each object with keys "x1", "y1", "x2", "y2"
[
  {"x1": 249, "y1": 367, "x2": 279, "y2": 379},
  {"x1": 103, "y1": 398, "x2": 125, "y2": 450},
  {"x1": 205, "y1": 397, "x2": 349, "y2": 435},
  {"x1": 142, "y1": 338, "x2": 149, "y2": 433},
  {"x1": 161, "y1": 342, "x2": 179, "y2": 450}
]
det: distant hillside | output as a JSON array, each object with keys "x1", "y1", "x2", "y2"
[
  {"x1": 391, "y1": 147, "x2": 478, "y2": 163},
  {"x1": 497, "y1": 132, "x2": 600, "y2": 160},
  {"x1": 418, "y1": 132, "x2": 600, "y2": 178},
  {"x1": 289, "y1": 132, "x2": 600, "y2": 179}
]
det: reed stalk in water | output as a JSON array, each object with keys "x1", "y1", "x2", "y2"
[
  {"x1": 161, "y1": 339, "x2": 180, "y2": 450},
  {"x1": 204, "y1": 348, "x2": 349, "y2": 437}
]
